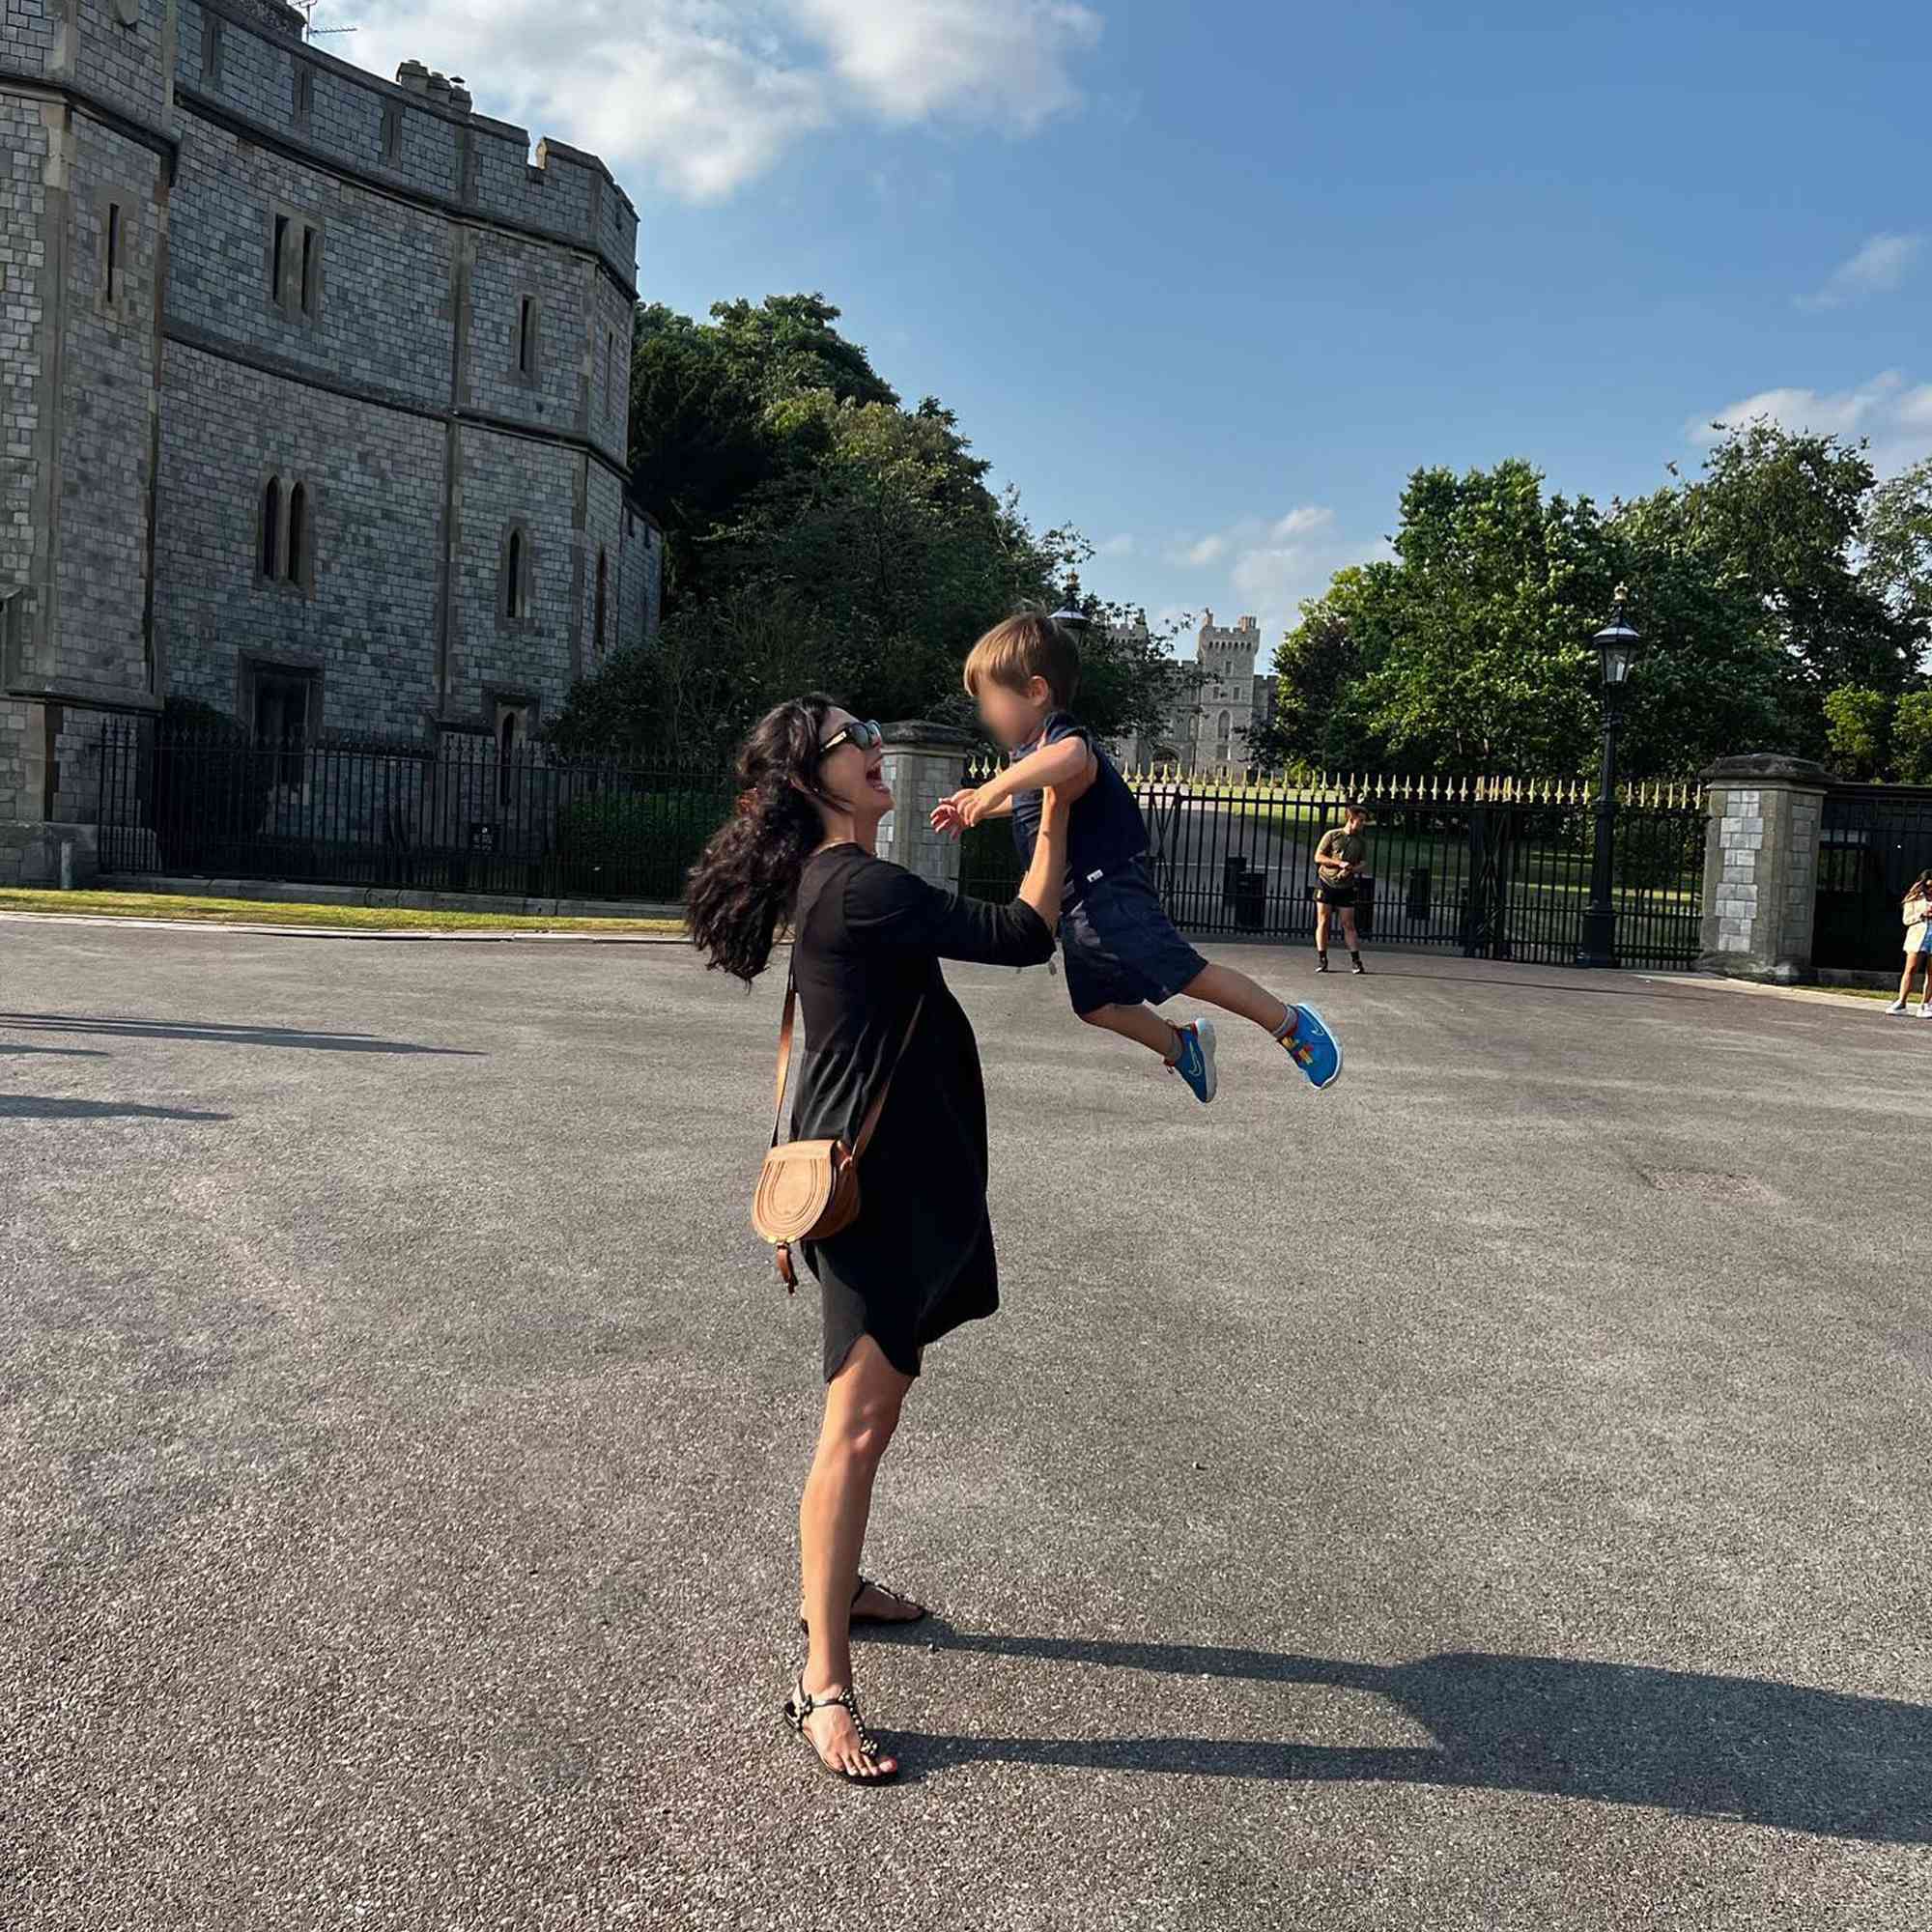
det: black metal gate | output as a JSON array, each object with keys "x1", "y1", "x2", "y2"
[
  {"x1": 1815, "y1": 784, "x2": 1932, "y2": 969},
  {"x1": 962, "y1": 771, "x2": 1707, "y2": 970}
]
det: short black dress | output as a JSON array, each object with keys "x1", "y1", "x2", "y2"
[{"x1": 789, "y1": 844, "x2": 1055, "y2": 1381}]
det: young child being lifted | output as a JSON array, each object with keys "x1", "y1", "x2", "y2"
[{"x1": 933, "y1": 611, "x2": 1342, "y2": 1101}]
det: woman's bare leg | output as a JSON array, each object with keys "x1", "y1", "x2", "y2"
[
  {"x1": 797, "y1": 1333, "x2": 911, "y2": 1777},
  {"x1": 1900, "y1": 955, "x2": 1919, "y2": 1004}
]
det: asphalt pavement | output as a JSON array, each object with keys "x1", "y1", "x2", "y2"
[{"x1": 3, "y1": 919, "x2": 1927, "y2": 1929}]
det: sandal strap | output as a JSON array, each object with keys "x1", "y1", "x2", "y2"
[{"x1": 790, "y1": 1679, "x2": 883, "y2": 1756}]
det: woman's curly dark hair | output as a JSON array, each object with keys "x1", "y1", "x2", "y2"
[{"x1": 687, "y1": 695, "x2": 841, "y2": 984}]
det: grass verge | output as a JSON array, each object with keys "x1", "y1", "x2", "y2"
[{"x1": 0, "y1": 889, "x2": 685, "y2": 936}]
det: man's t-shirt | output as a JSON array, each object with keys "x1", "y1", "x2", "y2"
[
  {"x1": 1315, "y1": 826, "x2": 1367, "y2": 884},
  {"x1": 1009, "y1": 711, "x2": 1149, "y2": 896}
]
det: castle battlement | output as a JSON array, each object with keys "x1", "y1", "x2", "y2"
[{"x1": 1, "y1": 0, "x2": 660, "y2": 875}]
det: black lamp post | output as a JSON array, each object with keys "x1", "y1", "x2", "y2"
[
  {"x1": 1050, "y1": 574, "x2": 1090, "y2": 627},
  {"x1": 1576, "y1": 586, "x2": 1642, "y2": 969}
]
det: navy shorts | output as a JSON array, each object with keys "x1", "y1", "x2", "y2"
[{"x1": 1060, "y1": 861, "x2": 1209, "y2": 1017}]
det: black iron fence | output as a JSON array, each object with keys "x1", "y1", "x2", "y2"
[
  {"x1": 1816, "y1": 783, "x2": 1932, "y2": 969},
  {"x1": 97, "y1": 724, "x2": 735, "y2": 903},
  {"x1": 962, "y1": 769, "x2": 1708, "y2": 970},
  {"x1": 97, "y1": 727, "x2": 1709, "y2": 965}
]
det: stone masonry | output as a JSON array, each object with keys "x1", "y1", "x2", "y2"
[
  {"x1": 876, "y1": 723, "x2": 973, "y2": 893},
  {"x1": 1, "y1": 0, "x2": 661, "y2": 882},
  {"x1": 1696, "y1": 754, "x2": 1833, "y2": 982}
]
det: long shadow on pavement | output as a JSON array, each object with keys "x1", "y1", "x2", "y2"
[
  {"x1": 906, "y1": 1632, "x2": 1931, "y2": 1843},
  {"x1": 0, "y1": 1095, "x2": 232, "y2": 1122},
  {"x1": 0, "y1": 1013, "x2": 479, "y2": 1056}
]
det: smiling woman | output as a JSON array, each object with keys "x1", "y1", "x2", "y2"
[{"x1": 685, "y1": 694, "x2": 1073, "y2": 1786}]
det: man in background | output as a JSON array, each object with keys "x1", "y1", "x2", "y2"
[{"x1": 1313, "y1": 802, "x2": 1370, "y2": 975}]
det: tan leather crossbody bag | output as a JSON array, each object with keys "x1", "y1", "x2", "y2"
[{"x1": 753, "y1": 968, "x2": 923, "y2": 1293}]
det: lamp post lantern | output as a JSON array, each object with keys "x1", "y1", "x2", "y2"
[
  {"x1": 1576, "y1": 587, "x2": 1642, "y2": 969},
  {"x1": 1050, "y1": 573, "x2": 1090, "y2": 627}
]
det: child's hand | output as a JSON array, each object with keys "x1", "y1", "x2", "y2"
[
  {"x1": 955, "y1": 783, "x2": 1003, "y2": 830},
  {"x1": 929, "y1": 788, "x2": 976, "y2": 838}
]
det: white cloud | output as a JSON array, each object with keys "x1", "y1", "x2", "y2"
[
  {"x1": 346, "y1": 0, "x2": 1102, "y2": 203},
  {"x1": 1094, "y1": 531, "x2": 1135, "y2": 557},
  {"x1": 1163, "y1": 505, "x2": 1386, "y2": 649},
  {"x1": 1179, "y1": 533, "x2": 1229, "y2": 567},
  {"x1": 1796, "y1": 232, "x2": 1924, "y2": 311},
  {"x1": 1691, "y1": 370, "x2": 1932, "y2": 475}
]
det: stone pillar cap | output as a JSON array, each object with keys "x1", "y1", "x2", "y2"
[{"x1": 1698, "y1": 753, "x2": 1838, "y2": 785}]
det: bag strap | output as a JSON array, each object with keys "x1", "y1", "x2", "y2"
[{"x1": 771, "y1": 961, "x2": 924, "y2": 1157}]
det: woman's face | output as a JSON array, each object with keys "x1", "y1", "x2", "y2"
[{"x1": 813, "y1": 707, "x2": 895, "y2": 827}]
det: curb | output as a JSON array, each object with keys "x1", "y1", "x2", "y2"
[
  {"x1": 0, "y1": 910, "x2": 689, "y2": 945},
  {"x1": 93, "y1": 873, "x2": 687, "y2": 923}
]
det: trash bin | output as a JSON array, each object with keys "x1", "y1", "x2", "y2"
[
  {"x1": 1406, "y1": 866, "x2": 1432, "y2": 923},
  {"x1": 1355, "y1": 874, "x2": 1377, "y2": 939},
  {"x1": 1223, "y1": 854, "x2": 1247, "y2": 908},
  {"x1": 1234, "y1": 866, "x2": 1267, "y2": 931}
]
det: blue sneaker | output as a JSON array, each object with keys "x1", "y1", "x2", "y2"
[
  {"x1": 1278, "y1": 1005, "x2": 1343, "y2": 1091},
  {"x1": 1168, "y1": 1017, "x2": 1217, "y2": 1104}
]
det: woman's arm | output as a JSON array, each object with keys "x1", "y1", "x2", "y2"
[
  {"x1": 842, "y1": 787, "x2": 1073, "y2": 967},
  {"x1": 1015, "y1": 783, "x2": 1072, "y2": 937}
]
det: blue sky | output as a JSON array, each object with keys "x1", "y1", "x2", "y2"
[{"x1": 350, "y1": 0, "x2": 1931, "y2": 657}]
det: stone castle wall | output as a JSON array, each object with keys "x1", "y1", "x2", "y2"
[{"x1": 1, "y1": 0, "x2": 659, "y2": 876}]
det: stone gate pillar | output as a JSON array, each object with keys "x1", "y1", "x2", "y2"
[
  {"x1": 875, "y1": 721, "x2": 975, "y2": 893},
  {"x1": 1696, "y1": 753, "x2": 1834, "y2": 981}
]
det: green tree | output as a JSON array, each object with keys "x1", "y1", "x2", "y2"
[
  {"x1": 1686, "y1": 420, "x2": 1915, "y2": 695},
  {"x1": 1891, "y1": 690, "x2": 1932, "y2": 784},
  {"x1": 1861, "y1": 457, "x2": 1932, "y2": 654},
  {"x1": 1822, "y1": 686, "x2": 1891, "y2": 779}
]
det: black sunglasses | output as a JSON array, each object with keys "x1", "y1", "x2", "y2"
[{"x1": 818, "y1": 719, "x2": 883, "y2": 758}]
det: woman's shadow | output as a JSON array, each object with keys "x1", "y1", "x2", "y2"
[{"x1": 896, "y1": 1629, "x2": 1931, "y2": 1843}]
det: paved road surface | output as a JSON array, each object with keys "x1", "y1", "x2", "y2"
[{"x1": 3, "y1": 921, "x2": 1927, "y2": 1929}]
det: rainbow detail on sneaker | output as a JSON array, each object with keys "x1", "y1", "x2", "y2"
[{"x1": 1277, "y1": 1005, "x2": 1343, "y2": 1091}]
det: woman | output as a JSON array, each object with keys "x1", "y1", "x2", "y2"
[
  {"x1": 687, "y1": 696, "x2": 1073, "y2": 1785},
  {"x1": 1888, "y1": 869, "x2": 1932, "y2": 1016}
]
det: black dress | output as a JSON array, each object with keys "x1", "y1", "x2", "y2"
[{"x1": 789, "y1": 843, "x2": 1055, "y2": 1381}]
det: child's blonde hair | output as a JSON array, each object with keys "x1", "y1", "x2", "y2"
[{"x1": 963, "y1": 611, "x2": 1081, "y2": 709}]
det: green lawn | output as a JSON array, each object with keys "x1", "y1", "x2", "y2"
[{"x1": 0, "y1": 889, "x2": 685, "y2": 935}]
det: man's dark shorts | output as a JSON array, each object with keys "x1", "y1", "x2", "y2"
[
  {"x1": 1060, "y1": 861, "x2": 1208, "y2": 1017},
  {"x1": 1315, "y1": 879, "x2": 1358, "y2": 908}
]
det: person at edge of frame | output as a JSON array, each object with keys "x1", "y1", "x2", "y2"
[{"x1": 1312, "y1": 800, "x2": 1370, "y2": 974}]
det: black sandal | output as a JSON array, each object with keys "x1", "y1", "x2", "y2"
[
  {"x1": 782, "y1": 1675, "x2": 899, "y2": 1784},
  {"x1": 797, "y1": 1572, "x2": 928, "y2": 1635}
]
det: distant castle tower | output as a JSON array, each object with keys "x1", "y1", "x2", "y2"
[{"x1": 1173, "y1": 611, "x2": 1275, "y2": 775}]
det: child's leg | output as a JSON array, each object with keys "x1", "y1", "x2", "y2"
[
  {"x1": 1180, "y1": 962, "x2": 1293, "y2": 1037},
  {"x1": 1082, "y1": 1002, "x2": 1183, "y2": 1061}
]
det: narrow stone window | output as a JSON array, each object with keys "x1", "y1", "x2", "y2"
[
  {"x1": 271, "y1": 213, "x2": 288, "y2": 303},
  {"x1": 299, "y1": 225, "x2": 318, "y2": 317},
  {"x1": 286, "y1": 483, "x2": 308, "y2": 587},
  {"x1": 294, "y1": 65, "x2": 313, "y2": 127},
  {"x1": 594, "y1": 548, "x2": 608, "y2": 658},
  {"x1": 381, "y1": 102, "x2": 401, "y2": 163},
  {"x1": 261, "y1": 477, "x2": 282, "y2": 578},
  {"x1": 104, "y1": 203, "x2": 122, "y2": 305},
  {"x1": 516, "y1": 297, "x2": 538, "y2": 381},
  {"x1": 603, "y1": 329, "x2": 614, "y2": 412},
  {"x1": 504, "y1": 528, "x2": 528, "y2": 619},
  {"x1": 201, "y1": 11, "x2": 222, "y2": 84}
]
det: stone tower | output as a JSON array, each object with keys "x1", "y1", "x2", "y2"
[
  {"x1": 2, "y1": 0, "x2": 175, "y2": 877},
  {"x1": 1182, "y1": 610, "x2": 1273, "y2": 774}
]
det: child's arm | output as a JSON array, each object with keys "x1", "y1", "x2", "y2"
[
  {"x1": 931, "y1": 788, "x2": 1013, "y2": 837},
  {"x1": 959, "y1": 737, "x2": 1096, "y2": 827}
]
